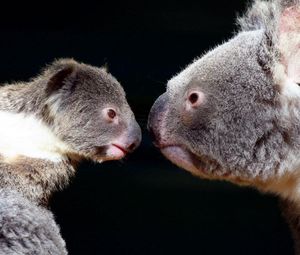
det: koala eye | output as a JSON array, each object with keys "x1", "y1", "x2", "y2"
[
  {"x1": 189, "y1": 93, "x2": 199, "y2": 104},
  {"x1": 103, "y1": 108, "x2": 118, "y2": 123},
  {"x1": 186, "y1": 91, "x2": 204, "y2": 109},
  {"x1": 107, "y1": 109, "x2": 116, "y2": 119}
]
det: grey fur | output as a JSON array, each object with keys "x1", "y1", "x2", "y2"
[
  {"x1": 0, "y1": 59, "x2": 141, "y2": 254},
  {"x1": 148, "y1": 0, "x2": 300, "y2": 253},
  {"x1": 0, "y1": 188, "x2": 67, "y2": 255}
]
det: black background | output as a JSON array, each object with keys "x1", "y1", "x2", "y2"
[{"x1": 0, "y1": 1, "x2": 294, "y2": 254}]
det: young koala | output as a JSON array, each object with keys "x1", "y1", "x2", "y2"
[
  {"x1": 0, "y1": 59, "x2": 141, "y2": 254},
  {"x1": 148, "y1": 0, "x2": 300, "y2": 253}
]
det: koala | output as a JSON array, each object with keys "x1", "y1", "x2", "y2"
[
  {"x1": 0, "y1": 58, "x2": 141, "y2": 254},
  {"x1": 148, "y1": 0, "x2": 300, "y2": 253}
]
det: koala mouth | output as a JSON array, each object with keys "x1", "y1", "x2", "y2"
[
  {"x1": 112, "y1": 144, "x2": 128, "y2": 155},
  {"x1": 160, "y1": 145, "x2": 209, "y2": 176},
  {"x1": 159, "y1": 144, "x2": 224, "y2": 179},
  {"x1": 89, "y1": 144, "x2": 128, "y2": 162}
]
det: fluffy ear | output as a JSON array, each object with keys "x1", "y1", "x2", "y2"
[
  {"x1": 45, "y1": 59, "x2": 78, "y2": 96},
  {"x1": 279, "y1": 4, "x2": 300, "y2": 85}
]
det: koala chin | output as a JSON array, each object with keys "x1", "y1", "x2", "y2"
[
  {"x1": 148, "y1": 0, "x2": 300, "y2": 253},
  {"x1": 0, "y1": 59, "x2": 141, "y2": 254}
]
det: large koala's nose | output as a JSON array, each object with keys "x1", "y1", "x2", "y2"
[{"x1": 147, "y1": 92, "x2": 168, "y2": 144}]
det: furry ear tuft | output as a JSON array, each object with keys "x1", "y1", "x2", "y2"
[
  {"x1": 279, "y1": 5, "x2": 300, "y2": 84},
  {"x1": 237, "y1": 1, "x2": 277, "y2": 32},
  {"x1": 45, "y1": 60, "x2": 78, "y2": 96}
]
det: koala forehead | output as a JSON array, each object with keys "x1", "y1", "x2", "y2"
[
  {"x1": 75, "y1": 64, "x2": 127, "y2": 106},
  {"x1": 167, "y1": 30, "x2": 269, "y2": 99}
]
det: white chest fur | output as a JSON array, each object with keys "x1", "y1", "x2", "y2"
[{"x1": 0, "y1": 111, "x2": 69, "y2": 162}]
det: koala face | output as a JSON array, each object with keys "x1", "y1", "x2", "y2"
[
  {"x1": 149, "y1": 31, "x2": 280, "y2": 182},
  {"x1": 148, "y1": 1, "x2": 300, "y2": 189},
  {"x1": 44, "y1": 59, "x2": 141, "y2": 162}
]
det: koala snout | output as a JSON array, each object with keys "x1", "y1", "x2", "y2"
[
  {"x1": 147, "y1": 93, "x2": 168, "y2": 145},
  {"x1": 124, "y1": 121, "x2": 142, "y2": 153},
  {"x1": 106, "y1": 120, "x2": 141, "y2": 161}
]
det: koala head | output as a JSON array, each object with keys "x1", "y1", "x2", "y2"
[
  {"x1": 40, "y1": 59, "x2": 141, "y2": 163},
  {"x1": 148, "y1": 0, "x2": 300, "y2": 194}
]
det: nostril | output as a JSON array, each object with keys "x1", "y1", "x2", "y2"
[
  {"x1": 148, "y1": 124, "x2": 161, "y2": 143},
  {"x1": 148, "y1": 127, "x2": 155, "y2": 140},
  {"x1": 127, "y1": 142, "x2": 136, "y2": 152}
]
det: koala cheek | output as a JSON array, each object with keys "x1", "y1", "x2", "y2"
[{"x1": 181, "y1": 110, "x2": 194, "y2": 126}]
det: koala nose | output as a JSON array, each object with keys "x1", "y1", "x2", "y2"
[
  {"x1": 148, "y1": 125, "x2": 156, "y2": 143},
  {"x1": 147, "y1": 93, "x2": 168, "y2": 147},
  {"x1": 127, "y1": 141, "x2": 138, "y2": 152},
  {"x1": 126, "y1": 121, "x2": 142, "y2": 153},
  {"x1": 147, "y1": 92, "x2": 168, "y2": 143}
]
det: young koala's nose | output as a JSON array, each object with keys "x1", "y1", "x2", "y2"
[
  {"x1": 111, "y1": 122, "x2": 141, "y2": 158},
  {"x1": 125, "y1": 121, "x2": 142, "y2": 153},
  {"x1": 127, "y1": 141, "x2": 138, "y2": 153}
]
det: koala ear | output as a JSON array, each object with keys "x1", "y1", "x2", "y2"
[
  {"x1": 278, "y1": 5, "x2": 300, "y2": 85},
  {"x1": 45, "y1": 59, "x2": 78, "y2": 97}
]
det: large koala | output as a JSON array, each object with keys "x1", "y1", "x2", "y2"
[
  {"x1": 148, "y1": 0, "x2": 300, "y2": 253},
  {"x1": 0, "y1": 59, "x2": 141, "y2": 254}
]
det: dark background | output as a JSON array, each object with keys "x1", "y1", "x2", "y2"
[{"x1": 0, "y1": 1, "x2": 294, "y2": 254}]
